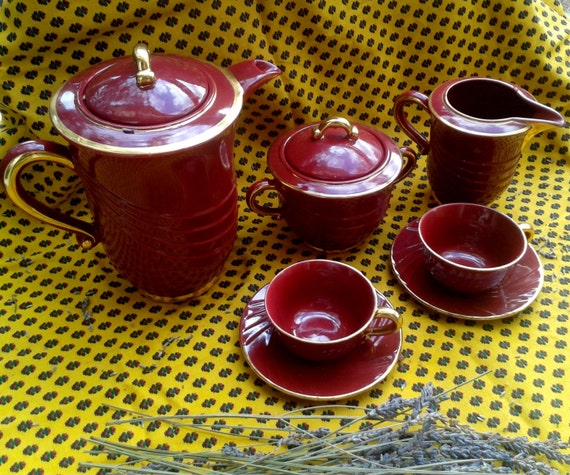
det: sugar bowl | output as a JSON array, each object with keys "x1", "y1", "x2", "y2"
[{"x1": 247, "y1": 117, "x2": 417, "y2": 251}]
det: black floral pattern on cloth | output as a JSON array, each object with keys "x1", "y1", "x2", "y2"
[{"x1": 1, "y1": 1, "x2": 569, "y2": 473}]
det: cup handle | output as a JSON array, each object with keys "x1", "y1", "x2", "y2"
[
  {"x1": 246, "y1": 179, "x2": 284, "y2": 218},
  {"x1": 364, "y1": 307, "x2": 403, "y2": 337},
  {"x1": 393, "y1": 90, "x2": 431, "y2": 155},
  {"x1": 1, "y1": 140, "x2": 98, "y2": 249},
  {"x1": 519, "y1": 223, "x2": 534, "y2": 242}
]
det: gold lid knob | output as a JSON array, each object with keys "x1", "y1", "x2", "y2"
[{"x1": 133, "y1": 42, "x2": 156, "y2": 89}]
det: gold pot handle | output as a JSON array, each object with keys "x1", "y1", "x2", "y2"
[{"x1": 1, "y1": 141, "x2": 98, "y2": 249}]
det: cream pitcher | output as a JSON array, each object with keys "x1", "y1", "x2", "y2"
[{"x1": 394, "y1": 77, "x2": 565, "y2": 205}]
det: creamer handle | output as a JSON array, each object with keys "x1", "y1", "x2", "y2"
[{"x1": 393, "y1": 90, "x2": 431, "y2": 155}]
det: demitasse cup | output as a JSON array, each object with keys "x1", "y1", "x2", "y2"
[
  {"x1": 264, "y1": 259, "x2": 402, "y2": 361},
  {"x1": 418, "y1": 203, "x2": 534, "y2": 294}
]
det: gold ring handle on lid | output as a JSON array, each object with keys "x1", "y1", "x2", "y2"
[
  {"x1": 134, "y1": 42, "x2": 156, "y2": 89},
  {"x1": 312, "y1": 117, "x2": 359, "y2": 141}
]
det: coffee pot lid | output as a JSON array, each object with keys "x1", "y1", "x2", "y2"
[
  {"x1": 83, "y1": 44, "x2": 211, "y2": 127},
  {"x1": 51, "y1": 43, "x2": 242, "y2": 153},
  {"x1": 269, "y1": 118, "x2": 403, "y2": 195}
]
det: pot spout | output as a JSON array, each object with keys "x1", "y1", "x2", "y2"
[{"x1": 229, "y1": 60, "x2": 281, "y2": 98}]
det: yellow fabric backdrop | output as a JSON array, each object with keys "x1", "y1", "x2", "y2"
[{"x1": 1, "y1": 0, "x2": 569, "y2": 473}]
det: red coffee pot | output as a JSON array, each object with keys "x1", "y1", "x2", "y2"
[{"x1": 1, "y1": 43, "x2": 280, "y2": 301}]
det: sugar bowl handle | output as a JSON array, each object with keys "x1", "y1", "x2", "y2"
[
  {"x1": 395, "y1": 146, "x2": 418, "y2": 183},
  {"x1": 1, "y1": 140, "x2": 98, "y2": 249},
  {"x1": 246, "y1": 179, "x2": 284, "y2": 218}
]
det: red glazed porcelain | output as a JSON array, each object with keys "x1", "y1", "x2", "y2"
[
  {"x1": 246, "y1": 117, "x2": 417, "y2": 251},
  {"x1": 1, "y1": 43, "x2": 280, "y2": 301},
  {"x1": 264, "y1": 260, "x2": 402, "y2": 361},
  {"x1": 394, "y1": 77, "x2": 565, "y2": 205},
  {"x1": 240, "y1": 284, "x2": 402, "y2": 400},
  {"x1": 390, "y1": 219, "x2": 543, "y2": 320},
  {"x1": 418, "y1": 203, "x2": 533, "y2": 294}
]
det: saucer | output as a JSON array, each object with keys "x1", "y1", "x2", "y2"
[
  {"x1": 239, "y1": 286, "x2": 402, "y2": 400},
  {"x1": 390, "y1": 219, "x2": 544, "y2": 320}
]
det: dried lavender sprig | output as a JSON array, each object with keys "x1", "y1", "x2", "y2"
[
  {"x1": 357, "y1": 406, "x2": 567, "y2": 472},
  {"x1": 86, "y1": 418, "x2": 569, "y2": 475},
  {"x1": 85, "y1": 427, "x2": 481, "y2": 475},
  {"x1": 365, "y1": 380, "x2": 443, "y2": 421},
  {"x1": 342, "y1": 414, "x2": 568, "y2": 475},
  {"x1": 216, "y1": 374, "x2": 473, "y2": 466},
  {"x1": 230, "y1": 406, "x2": 568, "y2": 475},
  {"x1": 83, "y1": 439, "x2": 565, "y2": 475},
  {"x1": 425, "y1": 420, "x2": 570, "y2": 474},
  {"x1": 102, "y1": 371, "x2": 484, "y2": 435},
  {"x1": 81, "y1": 372, "x2": 569, "y2": 475},
  {"x1": 85, "y1": 434, "x2": 562, "y2": 474}
]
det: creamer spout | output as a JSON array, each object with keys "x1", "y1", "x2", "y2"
[{"x1": 519, "y1": 97, "x2": 566, "y2": 129}]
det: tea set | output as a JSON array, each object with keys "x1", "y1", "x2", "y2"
[{"x1": 1, "y1": 43, "x2": 565, "y2": 400}]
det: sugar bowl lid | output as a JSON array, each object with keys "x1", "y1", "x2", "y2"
[{"x1": 268, "y1": 118, "x2": 405, "y2": 195}]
